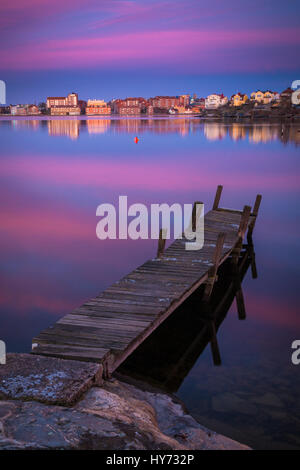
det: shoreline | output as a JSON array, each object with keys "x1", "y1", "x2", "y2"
[
  {"x1": 0, "y1": 353, "x2": 250, "y2": 450},
  {"x1": 0, "y1": 114, "x2": 299, "y2": 123}
]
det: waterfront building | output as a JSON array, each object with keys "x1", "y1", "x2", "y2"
[
  {"x1": 50, "y1": 105, "x2": 81, "y2": 116},
  {"x1": 0, "y1": 106, "x2": 10, "y2": 114},
  {"x1": 230, "y1": 93, "x2": 248, "y2": 106},
  {"x1": 47, "y1": 93, "x2": 80, "y2": 115},
  {"x1": 280, "y1": 87, "x2": 293, "y2": 106},
  {"x1": 118, "y1": 106, "x2": 141, "y2": 115},
  {"x1": 146, "y1": 104, "x2": 154, "y2": 114},
  {"x1": 10, "y1": 105, "x2": 27, "y2": 115},
  {"x1": 27, "y1": 105, "x2": 40, "y2": 115},
  {"x1": 205, "y1": 94, "x2": 228, "y2": 109},
  {"x1": 179, "y1": 95, "x2": 190, "y2": 107},
  {"x1": 173, "y1": 105, "x2": 194, "y2": 114},
  {"x1": 149, "y1": 96, "x2": 181, "y2": 110},
  {"x1": 250, "y1": 90, "x2": 275, "y2": 104},
  {"x1": 86, "y1": 99, "x2": 111, "y2": 115},
  {"x1": 66, "y1": 93, "x2": 78, "y2": 106},
  {"x1": 112, "y1": 97, "x2": 146, "y2": 115}
]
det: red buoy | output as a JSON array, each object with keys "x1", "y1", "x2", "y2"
[{"x1": 134, "y1": 136, "x2": 139, "y2": 144}]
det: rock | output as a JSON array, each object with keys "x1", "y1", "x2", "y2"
[
  {"x1": 0, "y1": 353, "x2": 102, "y2": 405},
  {"x1": 0, "y1": 354, "x2": 250, "y2": 450}
]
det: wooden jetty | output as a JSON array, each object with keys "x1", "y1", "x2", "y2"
[
  {"x1": 118, "y1": 243, "x2": 253, "y2": 392},
  {"x1": 32, "y1": 185, "x2": 262, "y2": 379}
]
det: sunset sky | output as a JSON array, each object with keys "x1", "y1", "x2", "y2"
[{"x1": 1, "y1": 0, "x2": 300, "y2": 103}]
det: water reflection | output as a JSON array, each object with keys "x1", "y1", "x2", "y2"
[
  {"x1": 87, "y1": 119, "x2": 111, "y2": 134},
  {"x1": 0, "y1": 116, "x2": 300, "y2": 450},
  {"x1": 48, "y1": 119, "x2": 80, "y2": 140},
  {"x1": 119, "y1": 245, "x2": 253, "y2": 392},
  {"x1": 1, "y1": 117, "x2": 299, "y2": 144}
]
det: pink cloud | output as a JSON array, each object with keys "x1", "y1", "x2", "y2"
[{"x1": 1, "y1": 28, "x2": 299, "y2": 70}]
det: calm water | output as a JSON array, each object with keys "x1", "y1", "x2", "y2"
[{"x1": 0, "y1": 117, "x2": 300, "y2": 449}]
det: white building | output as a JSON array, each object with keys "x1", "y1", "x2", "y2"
[{"x1": 205, "y1": 94, "x2": 228, "y2": 109}]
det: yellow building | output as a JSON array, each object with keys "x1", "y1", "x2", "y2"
[
  {"x1": 250, "y1": 90, "x2": 275, "y2": 104},
  {"x1": 231, "y1": 93, "x2": 248, "y2": 106}
]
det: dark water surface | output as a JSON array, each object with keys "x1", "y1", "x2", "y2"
[{"x1": 0, "y1": 117, "x2": 300, "y2": 449}]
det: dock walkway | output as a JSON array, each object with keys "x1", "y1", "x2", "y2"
[{"x1": 32, "y1": 186, "x2": 261, "y2": 378}]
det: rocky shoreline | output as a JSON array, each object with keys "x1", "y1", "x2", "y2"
[{"x1": 0, "y1": 354, "x2": 249, "y2": 450}]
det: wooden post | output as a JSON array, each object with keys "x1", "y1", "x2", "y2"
[
  {"x1": 209, "y1": 321, "x2": 222, "y2": 366},
  {"x1": 203, "y1": 232, "x2": 225, "y2": 303},
  {"x1": 238, "y1": 205, "x2": 252, "y2": 238},
  {"x1": 192, "y1": 201, "x2": 203, "y2": 232},
  {"x1": 230, "y1": 205, "x2": 251, "y2": 319},
  {"x1": 247, "y1": 194, "x2": 262, "y2": 242},
  {"x1": 246, "y1": 194, "x2": 261, "y2": 276},
  {"x1": 252, "y1": 194, "x2": 262, "y2": 217},
  {"x1": 235, "y1": 285, "x2": 246, "y2": 320},
  {"x1": 250, "y1": 248, "x2": 258, "y2": 279},
  {"x1": 200, "y1": 232, "x2": 225, "y2": 365},
  {"x1": 157, "y1": 228, "x2": 167, "y2": 258},
  {"x1": 213, "y1": 185, "x2": 223, "y2": 210}
]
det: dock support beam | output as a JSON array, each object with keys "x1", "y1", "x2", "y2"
[
  {"x1": 213, "y1": 185, "x2": 223, "y2": 210},
  {"x1": 232, "y1": 205, "x2": 251, "y2": 319},
  {"x1": 157, "y1": 228, "x2": 167, "y2": 258},
  {"x1": 203, "y1": 232, "x2": 226, "y2": 302},
  {"x1": 247, "y1": 194, "x2": 261, "y2": 278},
  {"x1": 201, "y1": 232, "x2": 225, "y2": 366},
  {"x1": 192, "y1": 201, "x2": 203, "y2": 232},
  {"x1": 247, "y1": 194, "x2": 262, "y2": 243}
]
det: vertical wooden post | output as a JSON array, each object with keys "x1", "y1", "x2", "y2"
[
  {"x1": 157, "y1": 228, "x2": 167, "y2": 258},
  {"x1": 238, "y1": 205, "x2": 252, "y2": 238},
  {"x1": 192, "y1": 201, "x2": 203, "y2": 232},
  {"x1": 209, "y1": 321, "x2": 222, "y2": 366},
  {"x1": 247, "y1": 194, "x2": 261, "y2": 277},
  {"x1": 250, "y1": 249, "x2": 258, "y2": 279},
  {"x1": 201, "y1": 232, "x2": 226, "y2": 365},
  {"x1": 203, "y1": 232, "x2": 226, "y2": 302},
  {"x1": 235, "y1": 286, "x2": 246, "y2": 320},
  {"x1": 231, "y1": 205, "x2": 251, "y2": 319},
  {"x1": 247, "y1": 194, "x2": 262, "y2": 242},
  {"x1": 213, "y1": 185, "x2": 223, "y2": 210},
  {"x1": 252, "y1": 194, "x2": 262, "y2": 217}
]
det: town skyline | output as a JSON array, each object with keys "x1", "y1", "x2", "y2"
[{"x1": 2, "y1": 86, "x2": 296, "y2": 117}]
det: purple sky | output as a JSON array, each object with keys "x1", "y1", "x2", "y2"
[{"x1": 1, "y1": 0, "x2": 299, "y2": 102}]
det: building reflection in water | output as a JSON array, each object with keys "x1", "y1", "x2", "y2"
[
  {"x1": 118, "y1": 244, "x2": 256, "y2": 393},
  {"x1": 11, "y1": 119, "x2": 40, "y2": 131},
  {"x1": 204, "y1": 123, "x2": 227, "y2": 141},
  {"x1": 47, "y1": 119, "x2": 80, "y2": 140},
  {"x1": 87, "y1": 119, "x2": 111, "y2": 134},
  {"x1": 1, "y1": 118, "x2": 299, "y2": 145},
  {"x1": 228, "y1": 123, "x2": 247, "y2": 141},
  {"x1": 248, "y1": 124, "x2": 278, "y2": 144}
]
